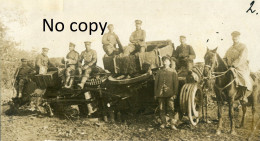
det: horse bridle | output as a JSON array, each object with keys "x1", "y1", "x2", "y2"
[{"x1": 204, "y1": 52, "x2": 235, "y2": 90}]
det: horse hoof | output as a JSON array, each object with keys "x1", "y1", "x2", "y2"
[
  {"x1": 216, "y1": 130, "x2": 221, "y2": 135},
  {"x1": 231, "y1": 130, "x2": 237, "y2": 135}
]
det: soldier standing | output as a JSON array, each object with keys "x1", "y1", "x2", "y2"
[
  {"x1": 35, "y1": 48, "x2": 50, "y2": 74},
  {"x1": 102, "y1": 24, "x2": 123, "y2": 56},
  {"x1": 123, "y1": 20, "x2": 146, "y2": 56},
  {"x1": 14, "y1": 58, "x2": 35, "y2": 98},
  {"x1": 78, "y1": 41, "x2": 97, "y2": 89},
  {"x1": 173, "y1": 36, "x2": 196, "y2": 73},
  {"x1": 154, "y1": 56, "x2": 179, "y2": 130},
  {"x1": 64, "y1": 42, "x2": 79, "y2": 88}
]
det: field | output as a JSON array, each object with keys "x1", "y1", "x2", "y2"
[{"x1": 1, "y1": 89, "x2": 259, "y2": 141}]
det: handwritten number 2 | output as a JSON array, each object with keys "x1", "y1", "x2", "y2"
[{"x1": 246, "y1": 0, "x2": 256, "y2": 13}]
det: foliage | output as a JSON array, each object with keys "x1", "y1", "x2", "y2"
[{"x1": 0, "y1": 20, "x2": 37, "y2": 89}]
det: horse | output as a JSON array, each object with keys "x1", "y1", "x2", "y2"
[{"x1": 203, "y1": 47, "x2": 259, "y2": 135}]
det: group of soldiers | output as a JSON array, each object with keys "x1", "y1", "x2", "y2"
[{"x1": 14, "y1": 20, "x2": 252, "y2": 130}]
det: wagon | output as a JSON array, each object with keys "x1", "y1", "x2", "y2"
[{"x1": 102, "y1": 40, "x2": 205, "y2": 125}]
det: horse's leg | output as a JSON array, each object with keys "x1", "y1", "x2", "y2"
[
  {"x1": 228, "y1": 98, "x2": 237, "y2": 135},
  {"x1": 251, "y1": 90, "x2": 257, "y2": 131},
  {"x1": 240, "y1": 102, "x2": 246, "y2": 128},
  {"x1": 216, "y1": 101, "x2": 223, "y2": 135}
]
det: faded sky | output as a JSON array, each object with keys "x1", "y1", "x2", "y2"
[{"x1": 1, "y1": 0, "x2": 260, "y2": 71}]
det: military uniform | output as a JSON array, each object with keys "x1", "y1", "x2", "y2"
[
  {"x1": 78, "y1": 44, "x2": 97, "y2": 88},
  {"x1": 123, "y1": 20, "x2": 147, "y2": 56},
  {"x1": 35, "y1": 53, "x2": 49, "y2": 74},
  {"x1": 173, "y1": 44, "x2": 196, "y2": 71},
  {"x1": 14, "y1": 59, "x2": 35, "y2": 97},
  {"x1": 124, "y1": 29, "x2": 146, "y2": 55},
  {"x1": 65, "y1": 50, "x2": 79, "y2": 76},
  {"x1": 224, "y1": 43, "x2": 252, "y2": 91},
  {"x1": 154, "y1": 67, "x2": 179, "y2": 126},
  {"x1": 102, "y1": 32, "x2": 122, "y2": 56}
]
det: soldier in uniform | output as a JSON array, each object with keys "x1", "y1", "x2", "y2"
[
  {"x1": 78, "y1": 41, "x2": 97, "y2": 89},
  {"x1": 123, "y1": 20, "x2": 146, "y2": 56},
  {"x1": 173, "y1": 36, "x2": 196, "y2": 73},
  {"x1": 35, "y1": 47, "x2": 50, "y2": 74},
  {"x1": 154, "y1": 56, "x2": 179, "y2": 130},
  {"x1": 102, "y1": 24, "x2": 123, "y2": 56},
  {"x1": 14, "y1": 58, "x2": 35, "y2": 98},
  {"x1": 224, "y1": 31, "x2": 252, "y2": 103},
  {"x1": 64, "y1": 42, "x2": 79, "y2": 88}
]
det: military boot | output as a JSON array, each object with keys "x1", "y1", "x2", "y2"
[
  {"x1": 64, "y1": 76, "x2": 70, "y2": 88},
  {"x1": 78, "y1": 77, "x2": 88, "y2": 89},
  {"x1": 67, "y1": 78, "x2": 74, "y2": 88}
]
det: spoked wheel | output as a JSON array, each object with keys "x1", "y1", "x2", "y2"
[{"x1": 180, "y1": 83, "x2": 202, "y2": 126}]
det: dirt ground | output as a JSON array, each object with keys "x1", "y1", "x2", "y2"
[{"x1": 1, "y1": 89, "x2": 260, "y2": 141}]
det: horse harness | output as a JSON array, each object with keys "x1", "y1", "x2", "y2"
[{"x1": 204, "y1": 53, "x2": 236, "y2": 101}]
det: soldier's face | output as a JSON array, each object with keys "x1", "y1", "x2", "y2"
[
  {"x1": 69, "y1": 46, "x2": 74, "y2": 51},
  {"x1": 42, "y1": 51, "x2": 48, "y2": 56},
  {"x1": 85, "y1": 44, "x2": 91, "y2": 51},
  {"x1": 135, "y1": 24, "x2": 141, "y2": 30},
  {"x1": 232, "y1": 36, "x2": 240, "y2": 43},
  {"x1": 108, "y1": 26, "x2": 114, "y2": 32},
  {"x1": 163, "y1": 59, "x2": 171, "y2": 67},
  {"x1": 180, "y1": 38, "x2": 186, "y2": 44},
  {"x1": 22, "y1": 61, "x2": 27, "y2": 65}
]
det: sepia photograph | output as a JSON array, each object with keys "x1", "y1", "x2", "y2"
[{"x1": 0, "y1": 0, "x2": 260, "y2": 140}]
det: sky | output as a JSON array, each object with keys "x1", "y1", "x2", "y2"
[{"x1": 1, "y1": 0, "x2": 260, "y2": 71}]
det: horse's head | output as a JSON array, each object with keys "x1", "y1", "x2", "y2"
[{"x1": 203, "y1": 47, "x2": 218, "y2": 78}]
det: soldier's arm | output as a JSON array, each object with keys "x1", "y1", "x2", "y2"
[
  {"x1": 36, "y1": 55, "x2": 42, "y2": 67},
  {"x1": 173, "y1": 72, "x2": 179, "y2": 96},
  {"x1": 70, "y1": 52, "x2": 79, "y2": 64},
  {"x1": 129, "y1": 32, "x2": 136, "y2": 43},
  {"x1": 115, "y1": 34, "x2": 124, "y2": 52},
  {"x1": 102, "y1": 33, "x2": 110, "y2": 45},
  {"x1": 172, "y1": 46, "x2": 179, "y2": 59},
  {"x1": 140, "y1": 30, "x2": 146, "y2": 42},
  {"x1": 188, "y1": 46, "x2": 196, "y2": 60},
  {"x1": 88, "y1": 51, "x2": 97, "y2": 67},
  {"x1": 154, "y1": 72, "x2": 159, "y2": 95},
  {"x1": 232, "y1": 46, "x2": 248, "y2": 68},
  {"x1": 78, "y1": 52, "x2": 83, "y2": 67}
]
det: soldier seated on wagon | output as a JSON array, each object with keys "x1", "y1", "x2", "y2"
[
  {"x1": 173, "y1": 36, "x2": 196, "y2": 75},
  {"x1": 64, "y1": 42, "x2": 79, "y2": 88},
  {"x1": 102, "y1": 24, "x2": 123, "y2": 56},
  {"x1": 14, "y1": 58, "x2": 35, "y2": 98},
  {"x1": 122, "y1": 20, "x2": 147, "y2": 56},
  {"x1": 35, "y1": 47, "x2": 56, "y2": 74},
  {"x1": 77, "y1": 41, "x2": 97, "y2": 89}
]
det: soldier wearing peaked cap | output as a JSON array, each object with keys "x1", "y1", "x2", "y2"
[
  {"x1": 173, "y1": 36, "x2": 196, "y2": 75},
  {"x1": 78, "y1": 41, "x2": 97, "y2": 89},
  {"x1": 35, "y1": 47, "x2": 51, "y2": 74},
  {"x1": 14, "y1": 58, "x2": 35, "y2": 98},
  {"x1": 224, "y1": 31, "x2": 252, "y2": 103},
  {"x1": 102, "y1": 24, "x2": 123, "y2": 56},
  {"x1": 123, "y1": 20, "x2": 147, "y2": 56},
  {"x1": 154, "y1": 56, "x2": 179, "y2": 130},
  {"x1": 64, "y1": 42, "x2": 79, "y2": 88}
]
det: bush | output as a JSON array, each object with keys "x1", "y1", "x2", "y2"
[{"x1": 0, "y1": 20, "x2": 37, "y2": 89}]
